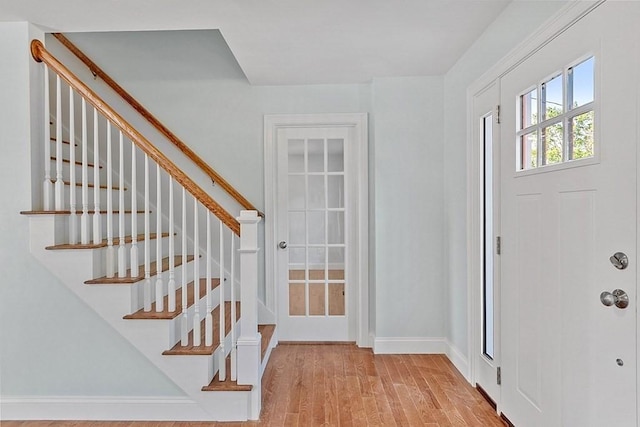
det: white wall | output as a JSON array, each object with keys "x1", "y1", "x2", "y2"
[
  {"x1": 443, "y1": 1, "x2": 568, "y2": 358},
  {"x1": 0, "y1": 22, "x2": 184, "y2": 398},
  {"x1": 372, "y1": 76, "x2": 444, "y2": 341}
]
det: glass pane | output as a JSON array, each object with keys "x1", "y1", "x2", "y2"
[
  {"x1": 327, "y1": 175, "x2": 344, "y2": 209},
  {"x1": 327, "y1": 139, "x2": 344, "y2": 172},
  {"x1": 288, "y1": 175, "x2": 305, "y2": 210},
  {"x1": 289, "y1": 270, "x2": 305, "y2": 280},
  {"x1": 328, "y1": 247, "x2": 344, "y2": 267},
  {"x1": 309, "y1": 284, "x2": 326, "y2": 315},
  {"x1": 309, "y1": 269, "x2": 325, "y2": 280},
  {"x1": 288, "y1": 212, "x2": 306, "y2": 245},
  {"x1": 521, "y1": 88, "x2": 538, "y2": 129},
  {"x1": 288, "y1": 139, "x2": 305, "y2": 173},
  {"x1": 329, "y1": 269, "x2": 344, "y2": 280},
  {"x1": 308, "y1": 211, "x2": 325, "y2": 244},
  {"x1": 327, "y1": 211, "x2": 344, "y2": 244},
  {"x1": 307, "y1": 175, "x2": 325, "y2": 209},
  {"x1": 289, "y1": 283, "x2": 305, "y2": 315},
  {"x1": 570, "y1": 57, "x2": 594, "y2": 109},
  {"x1": 308, "y1": 247, "x2": 326, "y2": 270},
  {"x1": 543, "y1": 122, "x2": 563, "y2": 166},
  {"x1": 308, "y1": 139, "x2": 325, "y2": 172},
  {"x1": 543, "y1": 74, "x2": 563, "y2": 120},
  {"x1": 289, "y1": 247, "x2": 306, "y2": 266},
  {"x1": 329, "y1": 283, "x2": 345, "y2": 316},
  {"x1": 571, "y1": 110, "x2": 594, "y2": 160},
  {"x1": 520, "y1": 132, "x2": 538, "y2": 170}
]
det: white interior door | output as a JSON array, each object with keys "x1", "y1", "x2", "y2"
[
  {"x1": 500, "y1": 3, "x2": 638, "y2": 426},
  {"x1": 474, "y1": 81, "x2": 501, "y2": 408},
  {"x1": 276, "y1": 126, "x2": 355, "y2": 341}
]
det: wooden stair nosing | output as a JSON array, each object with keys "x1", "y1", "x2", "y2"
[
  {"x1": 21, "y1": 210, "x2": 146, "y2": 215},
  {"x1": 45, "y1": 232, "x2": 171, "y2": 250},
  {"x1": 201, "y1": 326, "x2": 274, "y2": 392},
  {"x1": 123, "y1": 278, "x2": 220, "y2": 320},
  {"x1": 201, "y1": 354, "x2": 252, "y2": 392},
  {"x1": 50, "y1": 136, "x2": 77, "y2": 146},
  {"x1": 162, "y1": 301, "x2": 241, "y2": 356},
  {"x1": 51, "y1": 156, "x2": 102, "y2": 168},
  {"x1": 54, "y1": 180, "x2": 126, "y2": 191},
  {"x1": 84, "y1": 255, "x2": 195, "y2": 284}
]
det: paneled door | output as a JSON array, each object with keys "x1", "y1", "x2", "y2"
[
  {"x1": 499, "y1": 3, "x2": 638, "y2": 426},
  {"x1": 276, "y1": 126, "x2": 355, "y2": 341}
]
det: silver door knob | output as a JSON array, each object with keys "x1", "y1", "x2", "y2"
[
  {"x1": 600, "y1": 289, "x2": 629, "y2": 309},
  {"x1": 609, "y1": 252, "x2": 629, "y2": 270},
  {"x1": 278, "y1": 241, "x2": 287, "y2": 249}
]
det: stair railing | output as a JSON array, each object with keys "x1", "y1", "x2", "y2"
[
  {"x1": 51, "y1": 33, "x2": 264, "y2": 217},
  {"x1": 31, "y1": 40, "x2": 262, "y2": 397}
]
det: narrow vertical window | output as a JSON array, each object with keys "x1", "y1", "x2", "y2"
[{"x1": 483, "y1": 114, "x2": 494, "y2": 360}]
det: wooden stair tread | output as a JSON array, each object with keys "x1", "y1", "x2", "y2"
[
  {"x1": 85, "y1": 255, "x2": 195, "y2": 284},
  {"x1": 55, "y1": 180, "x2": 126, "y2": 190},
  {"x1": 45, "y1": 232, "x2": 170, "y2": 250},
  {"x1": 201, "y1": 355, "x2": 252, "y2": 392},
  {"x1": 21, "y1": 210, "x2": 146, "y2": 215},
  {"x1": 259, "y1": 324, "x2": 276, "y2": 361},
  {"x1": 50, "y1": 136, "x2": 77, "y2": 146},
  {"x1": 163, "y1": 301, "x2": 240, "y2": 356},
  {"x1": 124, "y1": 278, "x2": 220, "y2": 320},
  {"x1": 51, "y1": 156, "x2": 101, "y2": 168}
]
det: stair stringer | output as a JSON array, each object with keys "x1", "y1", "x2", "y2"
[{"x1": 26, "y1": 214, "x2": 252, "y2": 421}]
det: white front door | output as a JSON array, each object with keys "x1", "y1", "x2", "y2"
[
  {"x1": 499, "y1": 3, "x2": 638, "y2": 426},
  {"x1": 275, "y1": 126, "x2": 355, "y2": 341}
]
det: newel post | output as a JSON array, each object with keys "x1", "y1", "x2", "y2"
[{"x1": 236, "y1": 210, "x2": 262, "y2": 419}]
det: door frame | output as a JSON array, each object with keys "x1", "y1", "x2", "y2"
[
  {"x1": 466, "y1": 0, "x2": 605, "y2": 389},
  {"x1": 264, "y1": 113, "x2": 369, "y2": 347}
]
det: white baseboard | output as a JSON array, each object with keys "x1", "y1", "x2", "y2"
[
  {"x1": 0, "y1": 396, "x2": 211, "y2": 421},
  {"x1": 445, "y1": 340, "x2": 470, "y2": 382},
  {"x1": 372, "y1": 336, "x2": 446, "y2": 354}
]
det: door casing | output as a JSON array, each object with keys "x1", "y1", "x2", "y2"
[{"x1": 264, "y1": 113, "x2": 370, "y2": 346}]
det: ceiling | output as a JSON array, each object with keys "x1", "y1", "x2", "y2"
[{"x1": 0, "y1": 0, "x2": 511, "y2": 85}]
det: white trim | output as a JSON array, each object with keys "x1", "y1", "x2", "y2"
[
  {"x1": 373, "y1": 337, "x2": 446, "y2": 354},
  {"x1": 264, "y1": 113, "x2": 369, "y2": 347},
  {"x1": 465, "y1": 0, "x2": 605, "y2": 388},
  {"x1": 445, "y1": 340, "x2": 470, "y2": 382},
  {"x1": 0, "y1": 396, "x2": 209, "y2": 421}
]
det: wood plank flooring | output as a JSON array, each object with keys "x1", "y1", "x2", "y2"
[{"x1": 4, "y1": 344, "x2": 505, "y2": 426}]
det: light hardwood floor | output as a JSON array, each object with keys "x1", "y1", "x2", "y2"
[{"x1": 3, "y1": 344, "x2": 505, "y2": 426}]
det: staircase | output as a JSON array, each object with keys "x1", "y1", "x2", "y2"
[{"x1": 20, "y1": 40, "x2": 276, "y2": 422}]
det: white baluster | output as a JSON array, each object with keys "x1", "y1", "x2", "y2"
[
  {"x1": 167, "y1": 177, "x2": 176, "y2": 312},
  {"x1": 205, "y1": 211, "x2": 213, "y2": 346},
  {"x1": 143, "y1": 154, "x2": 151, "y2": 312},
  {"x1": 230, "y1": 233, "x2": 237, "y2": 381},
  {"x1": 219, "y1": 220, "x2": 226, "y2": 381},
  {"x1": 68, "y1": 87, "x2": 77, "y2": 244},
  {"x1": 130, "y1": 142, "x2": 138, "y2": 275},
  {"x1": 106, "y1": 122, "x2": 115, "y2": 278},
  {"x1": 155, "y1": 164, "x2": 164, "y2": 312},
  {"x1": 193, "y1": 200, "x2": 201, "y2": 346},
  {"x1": 92, "y1": 108, "x2": 101, "y2": 244},
  {"x1": 54, "y1": 75, "x2": 64, "y2": 210},
  {"x1": 180, "y1": 188, "x2": 188, "y2": 346},
  {"x1": 80, "y1": 98, "x2": 89, "y2": 244},
  {"x1": 117, "y1": 131, "x2": 126, "y2": 277},
  {"x1": 43, "y1": 66, "x2": 52, "y2": 211}
]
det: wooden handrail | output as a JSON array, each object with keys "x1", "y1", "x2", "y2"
[
  {"x1": 31, "y1": 39, "x2": 241, "y2": 236},
  {"x1": 51, "y1": 33, "x2": 263, "y2": 218}
]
